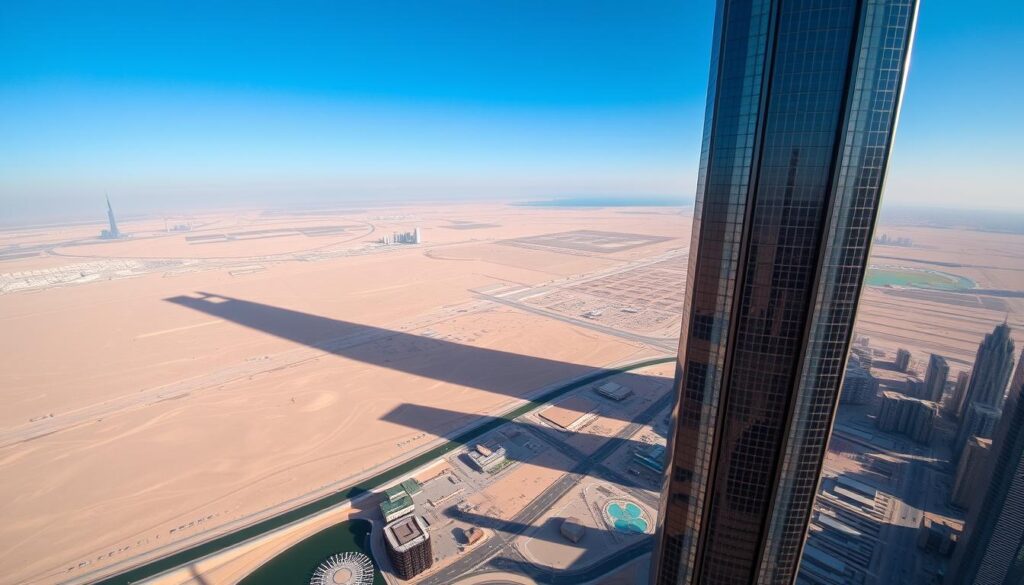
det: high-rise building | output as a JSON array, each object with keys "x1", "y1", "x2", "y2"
[
  {"x1": 895, "y1": 348, "x2": 912, "y2": 372},
  {"x1": 947, "y1": 370, "x2": 971, "y2": 419},
  {"x1": 924, "y1": 354, "x2": 949, "y2": 403},
  {"x1": 100, "y1": 195, "x2": 122, "y2": 239},
  {"x1": 875, "y1": 391, "x2": 937, "y2": 445},
  {"x1": 950, "y1": 352, "x2": 1024, "y2": 584},
  {"x1": 650, "y1": 1, "x2": 918, "y2": 584},
  {"x1": 961, "y1": 323, "x2": 1016, "y2": 410},
  {"x1": 384, "y1": 515, "x2": 432, "y2": 579},
  {"x1": 840, "y1": 365, "x2": 878, "y2": 406},
  {"x1": 955, "y1": 402, "x2": 1001, "y2": 459},
  {"x1": 955, "y1": 323, "x2": 1016, "y2": 455},
  {"x1": 950, "y1": 436, "x2": 991, "y2": 509},
  {"x1": 906, "y1": 376, "x2": 925, "y2": 399}
]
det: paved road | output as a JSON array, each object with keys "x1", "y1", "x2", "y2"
[
  {"x1": 479, "y1": 292, "x2": 678, "y2": 352},
  {"x1": 489, "y1": 538, "x2": 653, "y2": 584},
  {"x1": 521, "y1": 419, "x2": 660, "y2": 509},
  {"x1": 419, "y1": 392, "x2": 674, "y2": 585}
]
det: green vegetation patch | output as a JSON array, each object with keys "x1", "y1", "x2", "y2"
[{"x1": 865, "y1": 267, "x2": 974, "y2": 291}]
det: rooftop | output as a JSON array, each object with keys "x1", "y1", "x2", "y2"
[
  {"x1": 380, "y1": 494, "x2": 414, "y2": 519},
  {"x1": 385, "y1": 515, "x2": 430, "y2": 552}
]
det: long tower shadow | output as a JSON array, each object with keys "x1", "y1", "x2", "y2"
[
  {"x1": 165, "y1": 292, "x2": 670, "y2": 425},
  {"x1": 150, "y1": 292, "x2": 676, "y2": 582}
]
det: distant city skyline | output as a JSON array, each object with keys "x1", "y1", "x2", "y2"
[{"x1": 1, "y1": 0, "x2": 1022, "y2": 222}]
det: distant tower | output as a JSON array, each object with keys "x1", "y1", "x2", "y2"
[
  {"x1": 950, "y1": 351, "x2": 1024, "y2": 584},
  {"x1": 414, "y1": 227, "x2": 422, "y2": 244},
  {"x1": 105, "y1": 195, "x2": 121, "y2": 238},
  {"x1": 955, "y1": 323, "x2": 1016, "y2": 456}
]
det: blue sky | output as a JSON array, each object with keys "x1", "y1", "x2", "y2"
[{"x1": 1, "y1": 1, "x2": 1021, "y2": 220}]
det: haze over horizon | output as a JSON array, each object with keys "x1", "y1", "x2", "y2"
[{"x1": 2, "y1": 0, "x2": 1022, "y2": 222}]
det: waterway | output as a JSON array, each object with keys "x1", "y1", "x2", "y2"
[{"x1": 238, "y1": 519, "x2": 384, "y2": 585}]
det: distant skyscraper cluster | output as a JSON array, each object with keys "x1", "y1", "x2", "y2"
[
  {"x1": 873, "y1": 233, "x2": 913, "y2": 247},
  {"x1": 651, "y1": 0, "x2": 919, "y2": 583},
  {"x1": 379, "y1": 227, "x2": 422, "y2": 245}
]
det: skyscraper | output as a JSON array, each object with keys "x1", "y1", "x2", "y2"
[
  {"x1": 924, "y1": 354, "x2": 949, "y2": 403},
  {"x1": 106, "y1": 195, "x2": 120, "y2": 238},
  {"x1": 950, "y1": 352, "x2": 1024, "y2": 584},
  {"x1": 954, "y1": 323, "x2": 1016, "y2": 456},
  {"x1": 895, "y1": 348, "x2": 912, "y2": 372},
  {"x1": 947, "y1": 370, "x2": 971, "y2": 419},
  {"x1": 651, "y1": 1, "x2": 918, "y2": 584}
]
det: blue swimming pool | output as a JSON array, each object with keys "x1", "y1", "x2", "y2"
[{"x1": 605, "y1": 501, "x2": 649, "y2": 534}]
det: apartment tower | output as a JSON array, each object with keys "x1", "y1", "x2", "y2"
[
  {"x1": 954, "y1": 323, "x2": 1016, "y2": 457},
  {"x1": 651, "y1": 1, "x2": 918, "y2": 583}
]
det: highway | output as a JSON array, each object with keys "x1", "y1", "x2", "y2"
[{"x1": 478, "y1": 291, "x2": 678, "y2": 352}]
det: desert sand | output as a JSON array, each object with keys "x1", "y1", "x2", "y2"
[
  {"x1": 1, "y1": 202, "x2": 1022, "y2": 584},
  {"x1": 0, "y1": 204, "x2": 684, "y2": 584}
]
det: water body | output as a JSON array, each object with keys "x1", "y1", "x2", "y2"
[
  {"x1": 606, "y1": 501, "x2": 649, "y2": 534},
  {"x1": 865, "y1": 267, "x2": 974, "y2": 291},
  {"x1": 239, "y1": 519, "x2": 384, "y2": 585}
]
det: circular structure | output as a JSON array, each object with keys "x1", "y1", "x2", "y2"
[
  {"x1": 604, "y1": 500, "x2": 650, "y2": 534},
  {"x1": 309, "y1": 552, "x2": 375, "y2": 585}
]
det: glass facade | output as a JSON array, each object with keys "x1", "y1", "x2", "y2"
[{"x1": 652, "y1": 1, "x2": 918, "y2": 584}]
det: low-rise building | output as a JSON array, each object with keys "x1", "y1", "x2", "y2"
[
  {"x1": 380, "y1": 494, "x2": 415, "y2": 523},
  {"x1": 633, "y1": 443, "x2": 666, "y2": 473},
  {"x1": 379, "y1": 478, "x2": 422, "y2": 522},
  {"x1": 560, "y1": 517, "x2": 585, "y2": 543},
  {"x1": 594, "y1": 381, "x2": 632, "y2": 401},
  {"x1": 464, "y1": 526, "x2": 484, "y2": 546},
  {"x1": 467, "y1": 443, "x2": 507, "y2": 473}
]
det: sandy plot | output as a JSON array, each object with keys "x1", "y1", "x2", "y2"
[
  {"x1": 539, "y1": 396, "x2": 599, "y2": 430},
  {"x1": 472, "y1": 448, "x2": 576, "y2": 523}
]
